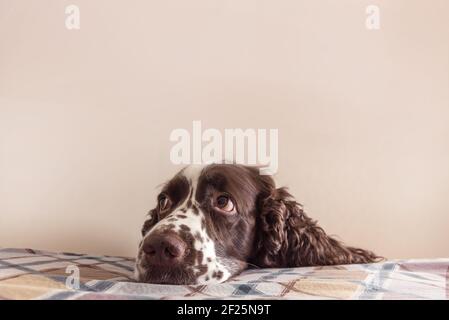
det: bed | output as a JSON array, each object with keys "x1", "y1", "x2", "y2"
[{"x1": 0, "y1": 248, "x2": 447, "y2": 300}]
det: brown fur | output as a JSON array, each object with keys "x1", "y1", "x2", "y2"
[{"x1": 252, "y1": 185, "x2": 382, "y2": 267}]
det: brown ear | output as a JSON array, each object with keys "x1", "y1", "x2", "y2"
[{"x1": 253, "y1": 187, "x2": 382, "y2": 267}]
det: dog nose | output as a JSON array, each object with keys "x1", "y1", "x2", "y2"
[{"x1": 142, "y1": 233, "x2": 187, "y2": 266}]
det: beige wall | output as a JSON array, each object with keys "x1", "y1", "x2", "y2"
[{"x1": 1, "y1": 0, "x2": 448, "y2": 259}]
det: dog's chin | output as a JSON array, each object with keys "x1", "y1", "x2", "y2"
[
  {"x1": 136, "y1": 266, "x2": 196, "y2": 285},
  {"x1": 135, "y1": 257, "x2": 247, "y2": 285}
]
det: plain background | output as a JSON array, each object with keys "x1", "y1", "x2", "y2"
[{"x1": 1, "y1": 0, "x2": 448, "y2": 259}]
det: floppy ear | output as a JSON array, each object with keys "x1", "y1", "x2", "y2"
[{"x1": 253, "y1": 186, "x2": 382, "y2": 267}]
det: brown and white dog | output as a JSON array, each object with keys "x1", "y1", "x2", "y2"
[{"x1": 135, "y1": 164, "x2": 381, "y2": 284}]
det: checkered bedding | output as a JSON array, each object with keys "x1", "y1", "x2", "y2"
[{"x1": 0, "y1": 248, "x2": 447, "y2": 299}]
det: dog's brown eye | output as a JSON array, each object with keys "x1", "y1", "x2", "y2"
[
  {"x1": 215, "y1": 194, "x2": 235, "y2": 213},
  {"x1": 159, "y1": 196, "x2": 170, "y2": 211}
]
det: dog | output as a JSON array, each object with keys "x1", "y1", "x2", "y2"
[{"x1": 135, "y1": 164, "x2": 381, "y2": 284}]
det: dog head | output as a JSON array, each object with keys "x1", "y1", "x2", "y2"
[{"x1": 135, "y1": 164, "x2": 274, "y2": 284}]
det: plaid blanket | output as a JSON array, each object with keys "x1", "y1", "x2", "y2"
[{"x1": 0, "y1": 248, "x2": 447, "y2": 300}]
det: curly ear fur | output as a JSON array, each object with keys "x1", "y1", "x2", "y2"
[{"x1": 253, "y1": 187, "x2": 382, "y2": 267}]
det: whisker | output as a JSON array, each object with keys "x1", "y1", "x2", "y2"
[{"x1": 245, "y1": 262, "x2": 261, "y2": 269}]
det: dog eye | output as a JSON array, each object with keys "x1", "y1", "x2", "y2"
[
  {"x1": 214, "y1": 194, "x2": 235, "y2": 213},
  {"x1": 158, "y1": 195, "x2": 170, "y2": 211}
]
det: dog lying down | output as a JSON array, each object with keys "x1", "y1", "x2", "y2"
[{"x1": 134, "y1": 164, "x2": 381, "y2": 284}]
